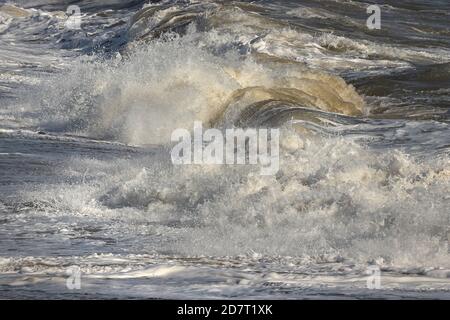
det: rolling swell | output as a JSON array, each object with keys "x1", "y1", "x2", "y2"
[
  {"x1": 0, "y1": 0, "x2": 449, "y2": 279},
  {"x1": 23, "y1": 0, "x2": 366, "y2": 145}
]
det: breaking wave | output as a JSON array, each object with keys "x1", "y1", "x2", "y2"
[{"x1": 1, "y1": 0, "x2": 449, "y2": 288}]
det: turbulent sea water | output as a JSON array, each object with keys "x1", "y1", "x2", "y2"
[{"x1": 0, "y1": 0, "x2": 449, "y2": 299}]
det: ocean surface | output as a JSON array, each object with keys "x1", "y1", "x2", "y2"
[{"x1": 0, "y1": 0, "x2": 449, "y2": 299}]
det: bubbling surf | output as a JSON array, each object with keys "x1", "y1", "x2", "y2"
[{"x1": 0, "y1": 0, "x2": 449, "y2": 299}]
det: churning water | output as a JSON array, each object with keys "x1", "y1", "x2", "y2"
[{"x1": 0, "y1": 0, "x2": 449, "y2": 299}]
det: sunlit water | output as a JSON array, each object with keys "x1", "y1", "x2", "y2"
[{"x1": 0, "y1": 0, "x2": 449, "y2": 299}]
